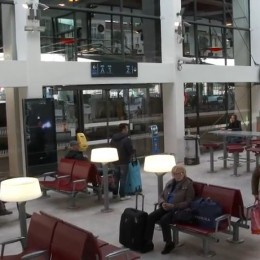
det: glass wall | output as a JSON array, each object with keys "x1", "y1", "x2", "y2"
[
  {"x1": 181, "y1": 0, "x2": 251, "y2": 143},
  {"x1": 40, "y1": 0, "x2": 161, "y2": 62},
  {"x1": 44, "y1": 84, "x2": 163, "y2": 158},
  {"x1": 182, "y1": 0, "x2": 250, "y2": 66},
  {"x1": 184, "y1": 82, "x2": 251, "y2": 143}
]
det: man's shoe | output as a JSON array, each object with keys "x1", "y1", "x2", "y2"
[
  {"x1": 141, "y1": 241, "x2": 154, "y2": 253},
  {"x1": 0, "y1": 210, "x2": 12, "y2": 216},
  {"x1": 112, "y1": 194, "x2": 118, "y2": 199},
  {"x1": 26, "y1": 213, "x2": 32, "y2": 219},
  {"x1": 161, "y1": 242, "x2": 175, "y2": 254},
  {"x1": 120, "y1": 196, "x2": 131, "y2": 201}
]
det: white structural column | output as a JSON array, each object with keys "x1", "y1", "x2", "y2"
[
  {"x1": 14, "y1": 0, "x2": 42, "y2": 98},
  {"x1": 2, "y1": 4, "x2": 27, "y2": 177},
  {"x1": 160, "y1": 0, "x2": 184, "y2": 162},
  {"x1": 250, "y1": 0, "x2": 260, "y2": 131},
  {"x1": 3, "y1": 1, "x2": 42, "y2": 177},
  {"x1": 24, "y1": 0, "x2": 42, "y2": 98}
]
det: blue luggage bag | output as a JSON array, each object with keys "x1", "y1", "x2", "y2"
[{"x1": 125, "y1": 155, "x2": 142, "y2": 195}]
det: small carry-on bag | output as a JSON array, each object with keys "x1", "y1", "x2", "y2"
[
  {"x1": 251, "y1": 201, "x2": 260, "y2": 234},
  {"x1": 119, "y1": 193, "x2": 148, "y2": 251}
]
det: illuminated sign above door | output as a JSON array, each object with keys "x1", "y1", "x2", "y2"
[{"x1": 91, "y1": 62, "x2": 138, "y2": 77}]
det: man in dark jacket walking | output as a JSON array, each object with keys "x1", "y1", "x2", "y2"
[{"x1": 110, "y1": 123, "x2": 134, "y2": 200}]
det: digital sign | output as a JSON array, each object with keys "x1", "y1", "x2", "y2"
[{"x1": 91, "y1": 62, "x2": 138, "y2": 77}]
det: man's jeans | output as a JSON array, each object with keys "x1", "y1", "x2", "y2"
[{"x1": 113, "y1": 164, "x2": 128, "y2": 198}]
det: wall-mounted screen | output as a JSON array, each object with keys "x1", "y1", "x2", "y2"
[{"x1": 23, "y1": 98, "x2": 57, "y2": 176}]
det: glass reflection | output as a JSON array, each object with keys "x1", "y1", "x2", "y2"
[{"x1": 47, "y1": 84, "x2": 163, "y2": 157}]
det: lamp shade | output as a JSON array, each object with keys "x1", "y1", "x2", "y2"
[
  {"x1": 0, "y1": 177, "x2": 42, "y2": 202},
  {"x1": 144, "y1": 154, "x2": 176, "y2": 174},
  {"x1": 91, "y1": 147, "x2": 119, "y2": 163}
]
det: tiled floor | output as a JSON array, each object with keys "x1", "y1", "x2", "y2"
[{"x1": 0, "y1": 150, "x2": 259, "y2": 259}]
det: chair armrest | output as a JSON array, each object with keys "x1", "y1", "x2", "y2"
[
  {"x1": 105, "y1": 248, "x2": 131, "y2": 259},
  {"x1": 21, "y1": 250, "x2": 48, "y2": 259},
  {"x1": 215, "y1": 214, "x2": 231, "y2": 232},
  {"x1": 57, "y1": 175, "x2": 70, "y2": 180},
  {"x1": 245, "y1": 204, "x2": 256, "y2": 221},
  {"x1": 0, "y1": 237, "x2": 25, "y2": 257},
  {"x1": 72, "y1": 179, "x2": 86, "y2": 184},
  {"x1": 154, "y1": 202, "x2": 159, "y2": 211},
  {"x1": 72, "y1": 179, "x2": 86, "y2": 192},
  {"x1": 41, "y1": 171, "x2": 57, "y2": 180}
]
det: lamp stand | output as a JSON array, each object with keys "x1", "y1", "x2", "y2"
[
  {"x1": 17, "y1": 202, "x2": 28, "y2": 247},
  {"x1": 155, "y1": 172, "x2": 166, "y2": 202},
  {"x1": 101, "y1": 163, "x2": 113, "y2": 213}
]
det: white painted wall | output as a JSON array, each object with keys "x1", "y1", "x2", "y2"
[
  {"x1": 0, "y1": 61, "x2": 27, "y2": 86},
  {"x1": 38, "y1": 62, "x2": 175, "y2": 86},
  {"x1": 2, "y1": 62, "x2": 260, "y2": 88},
  {"x1": 250, "y1": 0, "x2": 260, "y2": 131},
  {"x1": 179, "y1": 64, "x2": 259, "y2": 83}
]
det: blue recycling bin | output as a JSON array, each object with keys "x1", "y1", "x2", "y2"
[{"x1": 150, "y1": 125, "x2": 159, "y2": 154}]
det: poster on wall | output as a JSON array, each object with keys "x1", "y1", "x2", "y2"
[{"x1": 23, "y1": 98, "x2": 57, "y2": 176}]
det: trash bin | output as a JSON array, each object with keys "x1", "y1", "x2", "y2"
[{"x1": 184, "y1": 135, "x2": 200, "y2": 165}]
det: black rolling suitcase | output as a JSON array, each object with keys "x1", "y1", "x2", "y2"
[{"x1": 119, "y1": 193, "x2": 148, "y2": 251}]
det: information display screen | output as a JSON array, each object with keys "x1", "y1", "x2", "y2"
[
  {"x1": 91, "y1": 62, "x2": 138, "y2": 77},
  {"x1": 23, "y1": 98, "x2": 57, "y2": 175}
]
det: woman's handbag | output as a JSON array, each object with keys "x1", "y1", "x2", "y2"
[{"x1": 251, "y1": 201, "x2": 260, "y2": 234}]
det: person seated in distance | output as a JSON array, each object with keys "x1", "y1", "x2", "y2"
[
  {"x1": 65, "y1": 140, "x2": 88, "y2": 161},
  {"x1": 222, "y1": 114, "x2": 242, "y2": 143},
  {"x1": 225, "y1": 114, "x2": 242, "y2": 131},
  {"x1": 142, "y1": 165, "x2": 195, "y2": 254}
]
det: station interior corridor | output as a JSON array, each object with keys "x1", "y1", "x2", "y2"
[{"x1": 0, "y1": 149, "x2": 259, "y2": 260}]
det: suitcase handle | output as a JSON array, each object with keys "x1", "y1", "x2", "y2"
[{"x1": 135, "y1": 193, "x2": 144, "y2": 211}]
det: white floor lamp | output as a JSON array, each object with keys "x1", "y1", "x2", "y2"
[
  {"x1": 91, "y1": 147, "x2": 119, "y2": 213},
  {"x1": 0, "y1": 177, "x2": 42, "y2": 246},
  {"x1": 144, "y1": 154, "x2": 176, "y2": 201}
]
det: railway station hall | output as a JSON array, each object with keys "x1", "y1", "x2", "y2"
[{"x1": 0, "y1": 0, "x2": 260, "y2": 259}]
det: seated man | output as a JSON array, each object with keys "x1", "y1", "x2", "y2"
[
  {"x1": 142, "y1": 165, "x2": 195, "y2": 254},
  {"x1": 0, "y1": 200, "x2": 12, "y2": 216},
  {"x1": 65, "y1": 140, "x2": 88, "y2": 161}
]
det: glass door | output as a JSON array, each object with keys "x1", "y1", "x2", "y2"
[{"x1": 45, "y1": 83, "x2": 164, "y2": 158}]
